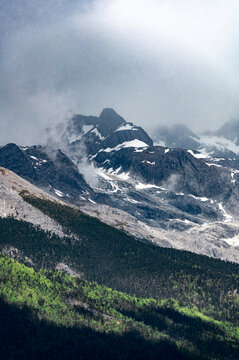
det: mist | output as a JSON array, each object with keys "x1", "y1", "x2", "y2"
[{"x1": 1, "y1": 0, "x2": 239, "y2": 146}]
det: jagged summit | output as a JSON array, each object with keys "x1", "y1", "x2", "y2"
[
  {"x1": 98, "y1": 108, "x2": 126, "y2": 137},
  {"x1": 0, "y1": 143, "x2": 36, "y2": 179},
  {"x1": 0, "y1": 143, "x2": 94, "y2": 202},
  {"x1": 2, "y1": 110, "x2": 239, "y2": 262},
  {"x1": 65, "y1": 108, "x2": 153, "y2": 156}
]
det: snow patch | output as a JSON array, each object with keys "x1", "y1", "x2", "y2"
[
  {"x1": 114, "y1": 166, "x2": 122, "y2": 174},
  {"x1": 134, "y1": 148, "x2": 146, "y2": 152},
  {"x1": 97, "y1": 167, "x2": 130, "y2": 182},
  {"x1": 135, "y1": 182, "x2": 159, "y2": 190},
  {"x1": 205, "y1": 163, "x2": 223, "y2": 168},
  {"x1": 103, "y1": 140, "x2": 149, "y2": 153},
  {"x1": 90, "y1": 127, "x2": 105, "y2": 140},
  {"x1": 142, "y1": 160, "x2": 155, "y2": 165},
  {"x1": 170, "y1": 218, "x2": 192, "y2": 225},
  {"x1": 223, "y1": 236, "x2": 239, "y2": 247},
  {"x1": 126, "y1": 197, "x2": 139, "y2": 204},
  {"x1": 89, "y1": 198, "x2": 96, "y2": 204},
  {"x1": 115, "y1": 123, "x2": 138, "y2": 132},
  {"x1": 218, "y1": 202, "x2": 233, "y2": 222},
  {"x1": 116, "y1": 171, "x2": 130, "y2": 181},
  {"x1": 213, "y1": 157, "x2": 225, "y2": 162},
  {"x1": 189, "y1": 195, "x2": 210, "y2": 202},
  {"x1": 187, "y1": 150, "x2": 209, "y2": 159},
  {"x1": 199, "y1": 135, "x2": 239, "y2": 155},
  {"x1": 82, "y1": 125, "x2": 94, "y2": 134},
  {"x1": 54, "y1": 189, "x2": 64, "y2": 197}
]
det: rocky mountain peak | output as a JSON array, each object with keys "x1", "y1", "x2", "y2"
[
  {"x1": 64, "y1": 109, "x2": 153, "y2": 157},
  {"x1": 2, "y1": 112, "x2": 239, "y2": 264},
  {"x1": 98, "y1": 108, "x2": 126, "y2": 137},
  {"x1": 0, "y1": 143, "x2": 36, "y2": 179},
  {"x1": 0, "y1": 144, "x2": 94, "y2": 202}
]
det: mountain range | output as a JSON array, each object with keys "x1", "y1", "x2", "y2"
[
  {"x1": 152, "y1": 118, "x2": 239, "y2": 159},
  {"x1": 1, "y1": 108, "x2": 239, "y2": 359},
  {"x1": 1, "y1": 108, "x2": 239, "y2": 262}
]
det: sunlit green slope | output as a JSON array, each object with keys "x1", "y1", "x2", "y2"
[{"x1": 1, "y1": 254, "x2": 239, "y2": 360}]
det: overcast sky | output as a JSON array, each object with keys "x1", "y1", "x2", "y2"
[{"x1": 1, "y1": 0, "x2": 239, "y2": 145}]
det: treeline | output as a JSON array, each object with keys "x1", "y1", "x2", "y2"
[{"x1": 0, "y1": 193, "x2": 238, "y2": 327}]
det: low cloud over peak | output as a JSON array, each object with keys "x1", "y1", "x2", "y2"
[{"x1": 1, "y1": 0, "x2": 239, "y2": 146}]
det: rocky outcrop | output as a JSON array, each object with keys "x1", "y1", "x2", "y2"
[
  {"x1": 0, "y1": 144, "x2": 94, "y2": 201},
  {"x1": 0, "y1": 167, "x2": 70, "y2": 237},
  {"x1": 65, "y1": 108, "x2": 153, "y2": 157},
  {"x1": 94, "y1": 146, "x2": 233, "y2": 199},
  {"x1": 2, "y1": 108, "x2": 239, "y2": 264}
]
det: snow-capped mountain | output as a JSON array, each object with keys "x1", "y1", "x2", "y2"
[
  {"x1": 152, "y1": 118, "x2": 239, "y2": 160},
  {"x1": 61, "y1": 109, "x2": 235, "y2": 202},
  {"x1": 64, "y1": 108, "x2": 153, "y2": 158},
  {"x1": 1, "y1": 109, "x2": 239, "y2": 262},
  {"x1": 62, "y1": 110, "x2": 239, "y2": 261}
]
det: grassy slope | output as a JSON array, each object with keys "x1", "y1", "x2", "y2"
[{"x1": 1, "y1": 254, "x2": 239, "y2": 360}]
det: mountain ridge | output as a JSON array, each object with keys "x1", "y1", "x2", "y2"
[{"x1": 1, "y1": 109, "x2": 239, "y2": 262}]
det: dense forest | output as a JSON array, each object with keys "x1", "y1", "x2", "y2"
[
  {"x1": 0, "y1": 192, "x2": 239, "y2": 358},
  {"x1": 0, "y1": 254, "x2": 239, "y2": 360},
  {"x1": 0, "y1": 193, "x2": 238, "y2": 326}
]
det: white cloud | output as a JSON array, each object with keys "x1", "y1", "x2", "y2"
[
  {"x1": 85, "y1": 0, "x2": 239, "y2": 67},
  {"x1": 1, "y1": 0, "x2": 239, "y2": 145}
]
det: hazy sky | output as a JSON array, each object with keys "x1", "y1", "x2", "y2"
[{"x1": 1, "y1": 0, "x2": 239, "y2": 145}]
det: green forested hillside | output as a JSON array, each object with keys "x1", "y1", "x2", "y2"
[
  {"x1": 0, "y1": 254, "x2": 239, "y2": 360},
  {"x1": 0, "y1": 192, "x2": 238, "y2": 329}
]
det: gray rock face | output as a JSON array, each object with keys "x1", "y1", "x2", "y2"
[
  {"x1": 58, "y1": 110, "x2": 236, "y2": 204},
  {"x1": 94, "y1": 146, "x2": 233, "y2": 199},
  {"x1": 0, "y1": 143, "x2": 94, "y2": 201},
  {"x1": 0, "y1": 143, "x2": 37, "y2": 179},
  {"x1": 0, "y1": 167, "x2": 70, "y2": 237},
  {"x1": 64, "y1": 108, "x2": 153, "y2": 157},
  {"x1": 1, "y1": 162, "x2": 239, "y2": 264},
  {"x1": 81, "y1": 201, "x2": 239, "y2": 264},
  {"x1": 98, "y1": 108, "x2": 126, "y2": 137},
  {"x1": 47, "y1": 109, "x2": 239, "y2": 262},
  {"x1": 2, "y1": 109, "x2": 239, "y2": 264}
]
